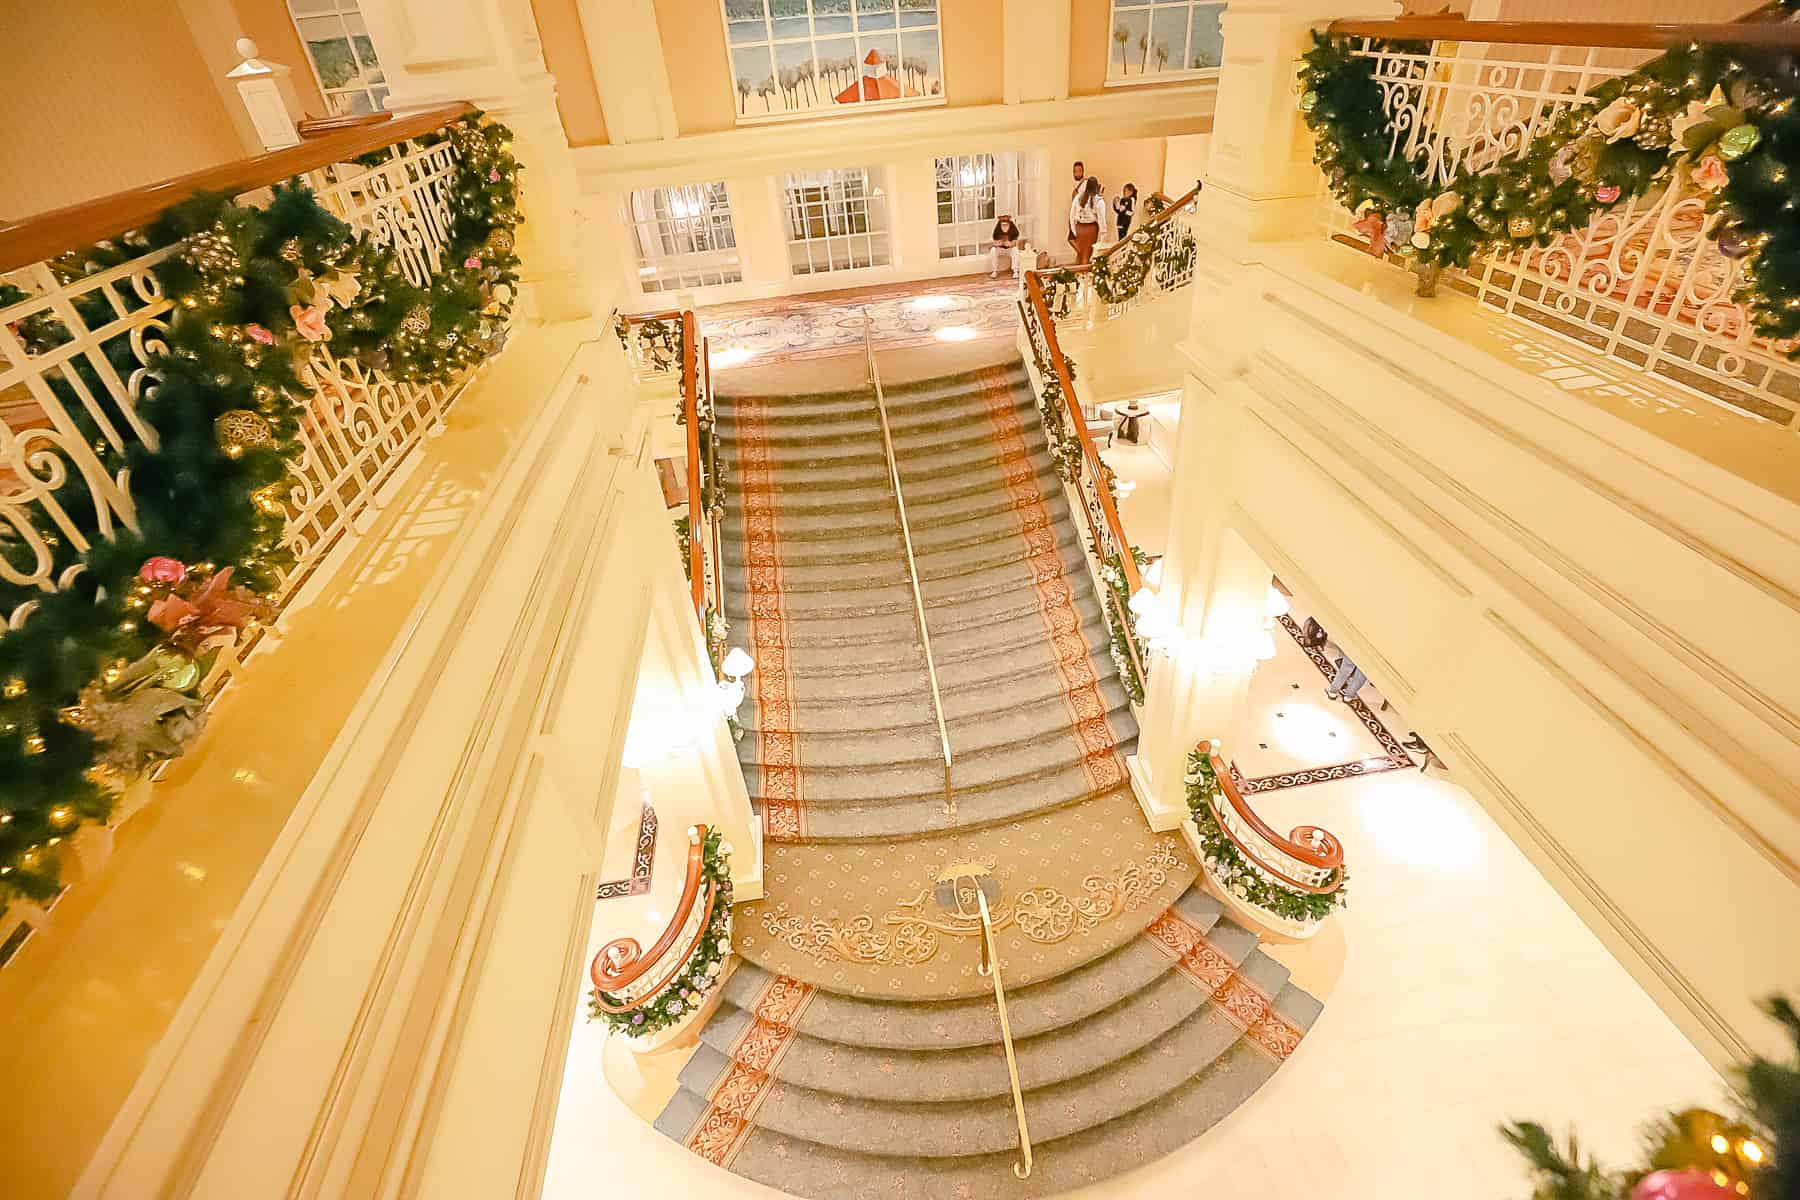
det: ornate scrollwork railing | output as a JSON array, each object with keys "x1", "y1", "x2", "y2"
[
  {"x1": 0, "y1": 102, "x2": 510, "y2": 951},
  {"x1": 1033, "y1": 184, "x2": 1202, "y2": 330},
  {"x1": 1318, "y1": 17, "x2": 1800, "y2": 429}
]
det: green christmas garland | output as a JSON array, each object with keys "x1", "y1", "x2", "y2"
[
  {"x1": 589, "y1": 828, "x2": 734, "y2": 1036},
  {"x1": 1299, "y1": 20, "x2": 1800, "y2": 351},
  {"x1": 0, "y1": 114, "x2": 521, "y2": 905},
  {"x1": 1098, "y1": 547, "x2": 1150, "y2": 705},
  {"x1": 1185, "y1": 747, "x2": 1348, "y2": 924}
]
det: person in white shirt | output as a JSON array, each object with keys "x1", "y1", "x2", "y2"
[
  {"x1": 1069, "y1": 176, "x2": 1105, "y2": 265},
  {"x1": 989, "y1": 214, "x2": 1023, "y2": 278}
]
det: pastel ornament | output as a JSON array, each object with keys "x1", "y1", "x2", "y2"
[
  {"x1": 139, "y1": 556, "x2": 187, "y2": 584},
  {"x1": 1692, "y1": 155, "x2": 1730, "y2": 192},
  {"x1": 245, "y1": 324, "x2": 275, "y2": 346},
  {"x1": 289, "y1": 300, "x2": 332, "y2": 342},
  {"x1": 1718, "y1": 123, "x2": 1761, "y2": 160},
  {"x1": 1593, "y1": 98, "x2": 1644, "y2": 143},
  {"x1": 1629, "y1": 1169, "x2": 1734, "y2": 1200},
  {"x1": 1595, "y1": 183, "x2": 1622, "y2": 203}
]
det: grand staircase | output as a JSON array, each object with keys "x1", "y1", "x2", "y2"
[{"x1": 651, "y1": 356, "x2": 1323, "y2": 1196}]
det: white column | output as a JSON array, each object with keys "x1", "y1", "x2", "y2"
[
  {"x1": 354, "y1": 0, "x2": 610, "y2": 322},
  {"x1": 1127, "y1": 0, "x2": 1392, "y2": 830}
]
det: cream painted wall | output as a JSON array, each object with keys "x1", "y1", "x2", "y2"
[
  {"x1": 941, "y1": 0, "x2": 1005, "y2": 107},
  {"x1": 655, "y1": 0, "x2": 737, "y2": 135},
  {"x1": 0, "y1": 0, "x2": 244, "y2": 218}
]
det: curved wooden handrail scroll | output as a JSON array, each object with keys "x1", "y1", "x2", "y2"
[
  {"x1": 1324, "y1": 16, "x2": 1800, "y2": 49},
  {"x1": 590, "y1": 823, "x2": 719, "y2": 1012},
  {"x1": 1197, "y1": 740, "x2": 1345, "y2": 895},
  {"x1": 0, "y1": 102, "x2": 475, "y2": 272}
]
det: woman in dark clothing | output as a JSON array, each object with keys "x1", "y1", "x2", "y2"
[{"x1": 990, "y1": 214, "x2": 1022, "y2": 278}]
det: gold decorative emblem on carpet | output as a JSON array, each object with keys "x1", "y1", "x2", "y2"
[{"x1": 758, "y1": 840, "x2": 1185, "y2": 966}]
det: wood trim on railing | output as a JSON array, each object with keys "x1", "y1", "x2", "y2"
[
  {"x1": 0, "y1": 102, "x2": 475, "y2": 273},
  {"x1": 1198, "y1": 740, "x2": 1345, "y2": 894},
  {"x1": 1022, "y1": 276, "x2": 1142, "y2": 598},
  {"x1": 680, "y1": 312, "x2": 705, "y2": 621},
  {"x1": 590, "y1": 824, "x2": 714, "y2": 1008},
  {"x1": 1323, "y1": 17, "x2": 1800, "y2": 49}
]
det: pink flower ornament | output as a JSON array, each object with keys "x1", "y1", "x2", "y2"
[
  {"x1": 289, "y1": 300, "x2": 332, "y2": 343},
  {"x1": 1692, "y1": 155, "x2": 1729, "y2": 193},
  {"x1": 1595, "y1": 183, "x2": 1621, "y2": 203},
  {"x1": 139, "y1": 556, "x2": 187, "y2": 585},
  {"x1": 464, "y1": 256, "x2": 482, "y2": 269},
  {"x1": 488, "y1": 168, "x2": 501, "y2": 182},
  {"x1": 245, "y1": 324, "x2": 275, "y2": 346}
]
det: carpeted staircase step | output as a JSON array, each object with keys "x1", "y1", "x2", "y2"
[
  {"x1": 715, "y1": 364, "x2": 1029, "y2": 425},
  {"x1": 717, "y1": 393, "x2": 1040, "y2": 463},
  {"x1": 722, "y1": 478, "x2": 1070, "y2": 545},
  {"x1": 751, "y1": 765, "x2": 1136, "y2": 841},
  {"x1": 717, "y1": 429, "x2": 1050, "y2": 498},
  {"x1": 717, "y1": 887, "x2": 1226, "y2": 1050},
  {"x1": 722, "y1": 452, "x2": 1062, "y2": 519},
  {"x1": 722, "y1": 491, "x2": 1075, "y2": 571},
  {"x1": 724, "y1": 583, "x2": 1103, "y2": 653},
  {"x1": 685, "y1": 929, "x2": 1277, "y2": 1105}
]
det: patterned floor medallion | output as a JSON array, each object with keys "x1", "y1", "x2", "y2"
[
  {"x1": 732, "y1": 393, "x2": 806, "y2": 841},
  {"x1": 975, "y1": 365, "x2": 1127, "y2": 794},
  {"x1": 1230, "y1": 615, "x2": 1414, "y2": 795},
  {"x1": 757, "y1": 841, "x2": 1184, "y2": 968},
  {"x1": 1144, "y1": 907, "x2": 1307, "y2": 1061},
  {"x1": 595, "y1": 805, "x2": 657, "y2": 901}
]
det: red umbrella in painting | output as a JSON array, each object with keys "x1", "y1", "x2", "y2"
[{"x1": 834, "y1": 48, "x2": 908, "y2": 103}]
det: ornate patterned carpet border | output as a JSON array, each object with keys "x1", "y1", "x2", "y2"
[
  {"x1": 679, "y1": 973, "x2": 817, "y2": 1169},
  {"x1": 1231, "y1": 614, "x2": 1414, "y2": 796},
  {"x1": 1144, "y1": 908, "x2": 1307, "y2": 1062},
  {"x1": 595, "y1": 805, "x2": 657, "y2": 902},
  {"x1": 733, "y1": 393, "x2": 806, "y2": 841},
  {"x1": 975, "y1": 364, "x2": 1128, "y2": 797}
]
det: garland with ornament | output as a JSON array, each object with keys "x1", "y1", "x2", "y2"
[
  {"x1": 1091, "y1": 220, "x2": 1199, "y2": 306},
  {"x1": 1098, "y1": 546, "x2": 1150, "y2": 705},
  {"x1": 1298, "y1": 16, "x2": 1800, "y2": 346},
  {"x1": 589, "y1": 827, "x2": 734, "y2": 1036},
  {"x1": 0, "y1": 113, "x2": 521, "y2": 905},
  {"x1": 1185, "y1": 746, "x2": 1348, "y2": 924},
  {"x1": 1502, "y1": 996, "x2": 1797, "y2": 1199}
]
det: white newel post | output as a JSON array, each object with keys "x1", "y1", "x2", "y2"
[
  {"x1": 1126, "y1": 0, "x2": 1392, "y2": 830},
  {"x1": 225, "y1": 38, "x2": 302, "y2": 151}
]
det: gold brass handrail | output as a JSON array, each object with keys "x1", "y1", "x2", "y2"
[
  {"x1": 974, "y1": 886, "x2": 1033, "y2": 1179},
  {"x1": 861, "y1": 310, "x2": 955, "y2": 821}
]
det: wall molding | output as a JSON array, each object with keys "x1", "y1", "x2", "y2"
[{"x1": 1439, "y1": 731, "x2": 1752, "y2": 1064}]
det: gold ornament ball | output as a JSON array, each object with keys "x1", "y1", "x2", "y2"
[
  {"x1": 2, "y1": 677, "x2": 25, "y2": 699},
  {"x1": 215, "y1": 409, "x2": 274, "y2": 458},
  {"x1": 251, "y1": 482, "x2": 288, "y2": 516},
  {"x1": 483, "y1": 228, "x2": 514, "y2": 255},
  {"x1": 279, "y1": 237, "x2": 303, "y2": 263},
  {"x1": 23, "y1": 733, "x2": 46, "y2": 755},
  {"x1": 400, "y1": 305, "x2": 432, "y2": 336},
  {"x1": 1507, "y1": 214, "x2": 1536, "y2": 239}
]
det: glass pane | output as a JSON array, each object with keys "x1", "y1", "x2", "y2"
[
  {"x1": 854, "y1": 0, "x2": 896, "y2": 32},
  {"x1": 897, "y1": 29, "x2": 939, "y2": 97},
  {"x1": 811, "y1": 0, "x2": 851, "y2": 33},
  {"x1": 898, "y1": 0, "x2": 935, "y2": 28},
  {"x1": 770, "y1": 0, "x2": 809, "y2": 38},
  {"x1": 728, "y1": 19, "x2": 767, "y2": 46},
  {"x1": 772, "y1": 41, "x2": 819, "y2": 112},
  {"x1": 343, "y1": 89, "x2": 376, "y2": 115},
  {"x1": 1147, "y1": 6, "x2": 1186, "y2": 74},
  {"x1": 1187, "y1": 2, "x2": 1224, "y2": 70},
  {"x1": 849, "y1": 32, "x2": 898, "y2": 103},
  {"x1": 813, "y1": 37, "x2": 857, "y2": 103},
  {"x1": 298, "y1": 18, "x2": 358, "y2": 88},
  {"x1": 732, "y1": 46, "x2": 777, "y2": 115},
  {"x1": 1109, "y1": 9, "x2": 1149, "y2": 76},
  {"x1": 289, "y1": 0, "x2": 336, "y2": 14},
  {"x1": 723, "y1": 0, "x2": 767, "y2": 21},
  {"x1": 369, "y1": 85, "x2": 389, "y2": 111}
]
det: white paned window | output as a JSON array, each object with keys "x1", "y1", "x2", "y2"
[
  {"x1": 782, "y1": 167, "x2": 889, "y2": 275},
  {"x1": 624, "y1": 182, "x2": 743, "y2": 293},
  {"x1": 723, "y1": 0, "x2": 944, "y2": 123},
  {"x1": 286, "y1": 0, "x2": 388, "y2": 114},
  {"x1": 934, "y1": 153, "x2": 1038, "y2": 260},
  {"x1": 1105, "y1": 0, "x2": 1225, "y2": 83}
]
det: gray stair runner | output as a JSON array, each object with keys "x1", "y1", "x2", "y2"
[{"x1": 656, "y1": 359, "x2": 1324, "y2": 1196}]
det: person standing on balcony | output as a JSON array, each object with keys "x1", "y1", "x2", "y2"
[
  {"x1": 989, "y1": 214, "x2": 1023, "y2": 278},
  {"x1": 1325, "y1": 652, "x2": 1368, "y2": 702},
  {"x1": 1066, "y1": 161, "x2": 1086, "y2": 253},
  {"x1": 1070, "y1": 177, "x2": 1105, "y2": 265},
  {"x1": 1114, "y1": 182, "x2": 1137, "y2": 242}
]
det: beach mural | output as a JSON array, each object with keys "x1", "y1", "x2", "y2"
[
  {"x1": 724, "y1": 0, "x2": 943, "y2": 119},
  {"x1": 1108, "y1": 0, "x2": 1225, "y2": 79}
]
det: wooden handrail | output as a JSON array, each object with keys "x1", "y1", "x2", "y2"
[
  {"x1": 681, "y1": 312, "x2": 705, "y2": 621},
  {"x1": 0, "y1": 102, "x2": 475, "y2": 273},
  {"x1": 1022, "y1": 276, "x2": 1142, "y2": 599},
  {"x1": 1323, "y1": 16, "x2": 1800, "y2": 49},
  {"x1": 1090, "y1": 182, "x2": 1202, "y2": 271},
  {"x1": 590, "y1": 824, "x2": 716, "y2": 1009},
  {"x1": 1198, "y1": 740, "x2": 1344, "y2": 894}
]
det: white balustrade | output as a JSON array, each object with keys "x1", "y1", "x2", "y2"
[{"x1": 1327, "y1": 35, "x2": 1800, "y2": 428}]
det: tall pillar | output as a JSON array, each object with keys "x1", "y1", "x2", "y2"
[
  {"x1": 575, "y1": 0, "x2": 680, "y2": 144},
  {"x1": 354, "y1": 0, "x2": 610, "y2": 321},
  {"x1": 1003, "y1": 0, "x2": 1070, "y2": 104},
  {"x1": 1126, "y1": 0, "x2": 1394, "y2": 830}
]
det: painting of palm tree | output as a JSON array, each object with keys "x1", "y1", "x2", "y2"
[
  {"x1": 1107, "y1": 2, "x2": 1227, "y2": 81},
  {"x1": 724, "y1": 0, "x2": 942, "y2": 119}
]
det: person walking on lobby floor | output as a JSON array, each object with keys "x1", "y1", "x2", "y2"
[{"x1": 1326, "y1": 651, "x2": 1367, "y2": 702}]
